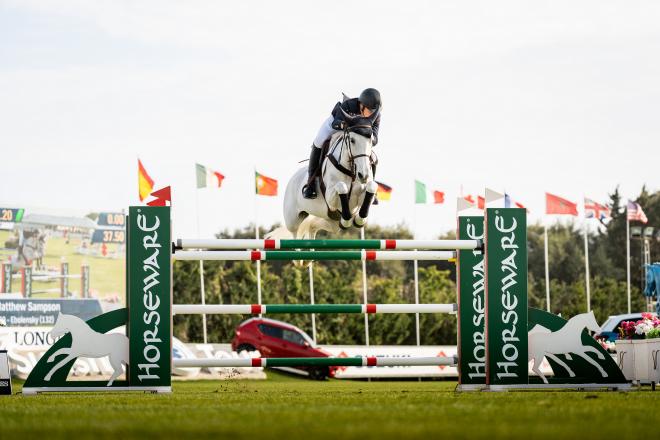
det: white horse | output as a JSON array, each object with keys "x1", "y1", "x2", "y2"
[
  {"x1": 528, "y1": 311, "x2": 607, "y2": 384},
  {"x1": 44, "y1": 313, "x2": 129, "y2": 386},
  {"x1": 270, "y1": 111, "x2": 380, "y2": 240}
]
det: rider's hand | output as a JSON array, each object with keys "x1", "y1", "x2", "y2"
[{"x1": 332, "y1": 119, "x2": 346, "y2": 130}]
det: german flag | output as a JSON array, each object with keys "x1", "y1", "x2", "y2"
[
  {"x1": 376, "y1": 181, "x2": 392, "y2": 201},
  {"x1": 138, "y1": 159, "x2": 154, "y2": 202},
  {"x1": 255, "y1": 171, "x2": 278, "y2": 196}
]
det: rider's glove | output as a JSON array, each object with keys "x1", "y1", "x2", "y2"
[{"x1": 331, "y1": 119, "x2": 346, "y2": 130}]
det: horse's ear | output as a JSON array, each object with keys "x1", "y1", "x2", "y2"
[{"x1": 342, "y1": 92, "x2": 350, "y2": 103}]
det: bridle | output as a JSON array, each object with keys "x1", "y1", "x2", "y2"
[{"x1": 325, "y1": 125, "x2": 374, "y2": 182}]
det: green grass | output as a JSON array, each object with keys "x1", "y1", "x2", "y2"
[
  {"x1": 0, "y1": 230, "x2": 124, "y2": 298},
  {"x1": 1, "y1": 372, "x2": 658, "y2": 440}
]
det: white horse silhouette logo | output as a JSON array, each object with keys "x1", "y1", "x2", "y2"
[
  {"x1": 529, "y1": 311, "x2": 607, "y2": 384},
  {"x1": 44, "y1": 313, "x2": 129, "y2": 386}
]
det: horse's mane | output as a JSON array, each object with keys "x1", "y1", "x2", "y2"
[{"x1": 347, "y1": 116, "x2": 374, "y2": 138}]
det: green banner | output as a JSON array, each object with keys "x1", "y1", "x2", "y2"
[
  {"x1": 485, "y1": 208, "x2": 528, "y2": 386},
  {"x1": 128, "y1": 206, "x2": 171, "y2": 389},
  {"x1": 1, "y1": 263, "x2": 11, "y2": 293},
  {"x1": 22, "y1": 267, "x2": 32, "y2": 297},
  {"x1": 457, "y1": 215, "x2": 485, "y2": 386}
]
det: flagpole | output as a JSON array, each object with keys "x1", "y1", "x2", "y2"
[
  {"x1": 583, "y1": 219, "x2": 591, "y2": 312},
  {"x1": 254, "y1": 170, "x2": 262, "y2": 310},
  {"x1": 413, "y1": 203, "x2": 420, "y2": 349},
  {"x1": 195, "y1": 187, "x2": 208, "y2": 344},
  {"x1": 544, "y1": 221, "x2": 551, "y2": 312},
  {"x1": 309, "y1": 261, "x2": 317, "y2": 344},
  {"x1": 626, "y1": 212, "x2": 631, "y2": 314},
  {"x1": 360, "y1": 227, "x2": 369, "y2": 346}
]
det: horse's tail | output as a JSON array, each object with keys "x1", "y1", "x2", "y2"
[
  {"x1": 297, "y1": 216, "x2": 339, "y2": 239},
  {"x1": 264, "y1": 226, "x2": 294, "y2": 241}
]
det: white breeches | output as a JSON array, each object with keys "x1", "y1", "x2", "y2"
[{"x1": 313, "y1": 116, "x2": 339, "y2": 149}]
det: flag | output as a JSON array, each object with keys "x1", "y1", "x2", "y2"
[
  {"x1": 627, "y1": 201, "x2": 648, "y2": 223},
  {"x1": 505, "y1": 193, "x2": 527, "y2": 210},
  {"x1": 433, "y1": 191, "x2": 445, "y2": 204},
  {"x1": 477, "y1": 196, "x2": 485, "y2": 210},
  {"x1": 415, "y1": 180, "x2": 427, "y2": 203},
  {"x1": 255, "y1": 171, "x2": 278, "y2": 196},
  {"x1": 138, "y1": 159, "x2": 154, "y2": 202},
  {"x1": 546, "y1": 192, "x2": 578, "y2": 216},
  {"x1": 584, "y1": 198, "x2": 611, "y2": 220},
  {"x1": 376, "y1": 181, "x2": 392, "y2": 201},
  {"x1": 485, "y1": 188, "x2": 505, "y2": 208},
  {"x1": 196, "y1": 163, "x2": 225, "y2": 189},
  {"x1": 464, "y1": 195, "x2": 475, "y2": 205},
  {"x1": 147, "y1": 186, "x2": 172, "y2": 207}
]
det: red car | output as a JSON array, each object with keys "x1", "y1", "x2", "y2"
[{"x1": 231, "y1": 317, "x2": 336, "y2": 380}]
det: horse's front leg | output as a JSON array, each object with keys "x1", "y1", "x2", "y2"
[
  {"x1": 334, "y1": 182, "x2": 352, "y2": 229},
  {"x1": 44, "y1": 353, "x2": 77, "y2": 381},
  {"x1": 353, "y1": 181, "x2": 378, "y2": 228},
  {"x1": 47, "y1": 347, "x2": 72, "y2": 364}
]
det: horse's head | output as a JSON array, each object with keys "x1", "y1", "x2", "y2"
[
  {"x1": 580, "y1": 311, "x2": 601, "y2": 333},
  {"x1": 50, "y1": 313, "x2": 74, "y2": 339},
  {"x1": 337, "y1": 106, "x2": 379, "y2": 184}
]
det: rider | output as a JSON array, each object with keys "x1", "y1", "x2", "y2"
[{"x1": 302, "y1": 88, "x2": 381, "y2": 199}]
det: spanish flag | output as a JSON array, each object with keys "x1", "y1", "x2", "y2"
[
  {"x1": 255, "y1": 171, "x2": 278, "y2": 196},
  {"x1": 138, "y1": 159, "x2": 154, "y2": 202},
  {"x1": 376, "y1": 181, "x2": 392, "y2": 201}
]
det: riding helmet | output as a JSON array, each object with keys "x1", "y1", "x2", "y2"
[{"x1": 358, "y1": 88, "x2": 381, "y2": 111}]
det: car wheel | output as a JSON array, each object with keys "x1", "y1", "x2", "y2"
[
  {"x1": 308, "y1": 366, "x2": 329, "y2": 381},
  {"x1": 236, "y1": 343, "x2": 256, "y2": 353}
]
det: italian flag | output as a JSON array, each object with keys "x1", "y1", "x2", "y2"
[
  {"x1": 138, "y1": 159, "x2": 154, "y2": 202},
  {"x1": 196, "y1": 163, "x2": 225, "y2": 189},
  {"x1": 415, "y1": 180, "x2": 444, "y2": 204},
  {"x1": 255, "y1": 171, "x2": 278, "y2": 196}
]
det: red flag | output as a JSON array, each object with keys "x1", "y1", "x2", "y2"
[
  {"x1": 433, "y1": 191, "x2": 445, "y2": 204},
  {"x1": 477, "y1": 196, "x2": 485, "y2": 210},
  {"x1": 546, "y1": 192, "x2": 578, "y2": 216},
  {"x1": 464, "y1": 195, "x2": 475, "y2": 204},
  {"x1": 147, "y1": 186, "x2": 172, "y2": 206}
]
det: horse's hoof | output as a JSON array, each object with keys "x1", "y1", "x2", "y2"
[
  {"x1": 353, "y1": 217, "x2": 366, "y2": 228},
  {"x1": 340, "y1": 218, "x2": 352, "y2": 229}
]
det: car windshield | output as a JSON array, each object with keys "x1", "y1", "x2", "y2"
[{"x1": 282, "y1": 329, "x2": 305, "y2": 345}]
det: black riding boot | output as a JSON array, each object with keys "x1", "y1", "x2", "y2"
[{"x1": 302, "y1": 146, "x2": 322, "y2": 199}]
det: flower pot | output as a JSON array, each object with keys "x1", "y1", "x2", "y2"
[
  {"x1": 633, "y1": 340, "x2": 652, "y2": 382},
  {"x1": 646, "y1": 339, "x2": 660, "y2": 384},
  {"x1": 616, "y1": 340, "x2": 635, "y2": 381}
]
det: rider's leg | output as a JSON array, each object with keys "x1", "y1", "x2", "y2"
[
  {"x1": 302, "y1": 145, "x2": 322, "y2": 198},
  {"x1": 303, "y1": 116, "x2": 337, "y2": 199}
]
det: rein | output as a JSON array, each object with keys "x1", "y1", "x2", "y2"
[
  {"x1": 319, "y1": 125, "x2": 375, "y2": 213},
  {"x1": 326, "y1": 125, "x2": 373, "y2": 181}
]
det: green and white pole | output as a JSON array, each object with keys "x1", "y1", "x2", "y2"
[
  {"x1": 173, "y1": 355, "x2": 457, "y2": 368},
  {"x1": 173, "y1": 250, "x2": 456, "y2": 261},
  {"x1": 176, "y1": 238, "x2": 481, "y2": 251},
  {"x1": 173, "y1": 303, "x2": 457, "y2": 315}
]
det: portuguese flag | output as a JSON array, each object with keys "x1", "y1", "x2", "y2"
[
  {"x1": 376, "y1": 181, "x2": 392, "y2": 201},
  {"x1": 138, "y1": 159, "x2": 154, "y2": 202},
  {"x1": 255, "y1": 171, "x2": 278, "y2": 196}
]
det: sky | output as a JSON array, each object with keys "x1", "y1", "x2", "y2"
[{"x1": 1, "y1": 0, "x2": 658, "y2": 239}]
